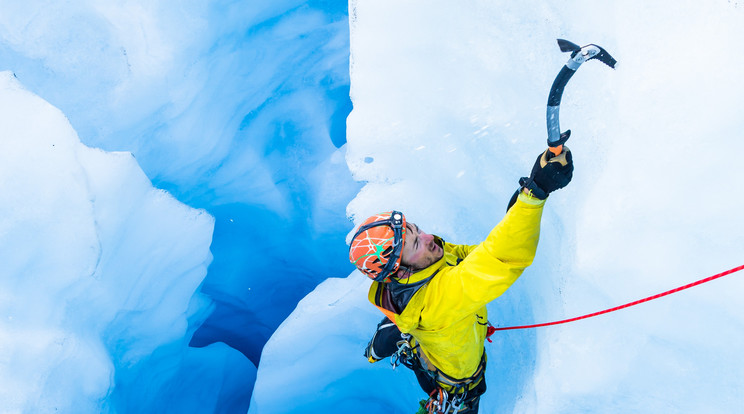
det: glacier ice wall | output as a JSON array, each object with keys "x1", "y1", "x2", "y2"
[
  {"x1": 252, "y1": 1, "x2": 744, "y2": 413},
  {"x1": 0, "y1": 72, "x2": 230, "y2": 412},
  {"x1": 0, "y1": 1, "x2": 356, "y2": 410},
  {"x1": 3, "y1": 0, "x2": 743, "y2": 412}
]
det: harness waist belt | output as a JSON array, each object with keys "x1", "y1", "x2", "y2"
[{"x1": 416, "y1": 346, "x2": 486, "y2": 390}]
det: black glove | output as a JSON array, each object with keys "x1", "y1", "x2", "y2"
[{"x1": 520, "y1": 147, "x2": 574, "y2": 200}]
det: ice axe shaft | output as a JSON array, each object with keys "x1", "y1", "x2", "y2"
[{"x1": 546, "y1": 39, "x2": 617, "y2": 155}]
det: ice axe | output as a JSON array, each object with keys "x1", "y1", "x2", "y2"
[
  {"x1": 546, "y1": 39, "x2": 617, "y2": 156},
  {"x1": 508, "y1": 39, "x2": 616, "y2": 210}
]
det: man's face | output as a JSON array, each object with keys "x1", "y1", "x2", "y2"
[{"x1": 401, "y1": 222, "x2": 444, "y2": 271}]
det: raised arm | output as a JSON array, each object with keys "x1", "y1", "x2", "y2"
[{"x1": 425, "y1": 147, "x2": 574, "y2": 322}]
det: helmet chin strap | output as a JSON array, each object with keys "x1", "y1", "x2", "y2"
[{"x1": 395, "y1": 265, "x2": 413, "y2": 280}]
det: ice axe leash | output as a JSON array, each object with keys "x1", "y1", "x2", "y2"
[{"x1": 546, "y1": 39, "x2": 617, "y2": 156}]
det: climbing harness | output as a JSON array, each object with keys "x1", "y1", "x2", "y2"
[
  {"x1": 492, "y1": 264, "x2": 744, "y2": 331},
  {"x1": 390, "y1": 334, "x2": 483, "y2": 413}
]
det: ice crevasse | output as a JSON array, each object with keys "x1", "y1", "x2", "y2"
[{"x1": 0, "y1": 72, "x2": 252, "y2": 413}]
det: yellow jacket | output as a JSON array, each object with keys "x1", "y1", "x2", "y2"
[{"x1": 368, "y1": 192, "x2": 545, "y2": 380}]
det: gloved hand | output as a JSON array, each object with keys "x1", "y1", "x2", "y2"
[{"x1": 519, "y1": 146, "x2": 573, "y2": 200}]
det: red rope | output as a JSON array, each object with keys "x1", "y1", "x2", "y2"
[{"x1": 492, "y1": 264, "x2": 744, "y2": 331}]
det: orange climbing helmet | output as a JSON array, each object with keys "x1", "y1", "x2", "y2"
[{"x1": 349, "y1": 211, "x2": 407, "y2": 283}]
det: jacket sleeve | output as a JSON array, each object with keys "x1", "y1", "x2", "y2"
[{"x1": 422, "y1": 192, "x2": 545, "y2": 324}]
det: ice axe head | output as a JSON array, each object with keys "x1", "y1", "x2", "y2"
[
  {"x1": 546, "y1": 39, "x2": 618, "y2": 154},
  {"x1": 556, "y1": 39, "x2": 617, "y2": 69}
]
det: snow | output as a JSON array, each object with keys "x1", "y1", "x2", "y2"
[{"x1": 1, "y1": 0, "x2": 743, "y2": 413}]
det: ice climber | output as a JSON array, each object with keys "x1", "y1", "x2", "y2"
[{"x1": 348, "y1": 146, "x2": 574, "y2": 413}]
